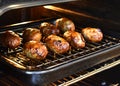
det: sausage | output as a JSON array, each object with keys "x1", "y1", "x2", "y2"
[
  {"x1": 45, "y1": 35, "x2": 70, "y2": 54},
  {"x1": 22, "y1": 28, "x2": 42, "y2": 43},
  {"x1": 55, "y1": 18, "x2": 75, "y2": 33},
  {"x1": 39, "y1": 22, "x2": 60, "y2": 37},
  {"x1": 64, "y1": 31, "x2": 85, "y2": 49},
  {"x1": 82, "y1": 27, "x2": 103, "y2": 42},
  {"x1": 23, "y1": 41, "x2": 48, "y2": 60},
  {"x1": 0, "y1": 30, "x2": 21, "y2": 49}
]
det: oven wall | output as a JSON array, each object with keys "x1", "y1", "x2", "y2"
[
  {"x1": 0, "y1": 0, "x2": 119, "y2": 27},
  {"x1": 51, "y1": 0, "x2": 120, "y2": 32},
  {"x1": 53, "y1": 0, "x2": 120, "y2": 23}
]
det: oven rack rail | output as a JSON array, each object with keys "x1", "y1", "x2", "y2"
[{"x1": 50, "y1": 56, "x2": 120, "y2": 86}]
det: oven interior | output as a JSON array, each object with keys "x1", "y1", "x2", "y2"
[{"x1": 0, "y1": 0, "x2": 120, "y2": 86}]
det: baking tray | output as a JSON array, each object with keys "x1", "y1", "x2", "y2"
[{"x1": 0, "y1": 17, "x2": 120, "y2": 86}]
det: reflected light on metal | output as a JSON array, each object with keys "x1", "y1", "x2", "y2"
[{"x1": 8, "y1": 4, "x2": 22, "y2": 8}]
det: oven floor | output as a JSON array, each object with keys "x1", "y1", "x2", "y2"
[{"x1": 0, "y1": 63, "x2": 120, "y2": 86}]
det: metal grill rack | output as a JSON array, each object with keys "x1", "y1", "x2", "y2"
[{"x1": 0, "y1": 34, "x2": 120, "y2": 70}]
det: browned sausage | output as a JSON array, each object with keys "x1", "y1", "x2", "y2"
[
  {"x1": 55, "y1": 18, "x2": 75, "y2": 33},
  {"x1": 22, "y1": 28, "x2": 42, "y2": 43},
  {"x1": 82, "y1": 27, "x2": 103, "y2": 42},
  {"x1": 45, "y1": 35, "x2": 70, "y2": 54},
  {"x1": 64, "y1": 31, "x2": 85, "y2": 49},
  {"x1": 23, "y1": 41, "x2": 48, "y2": 60},
  {"x1": 39, "y1": 22, "x2": 60, "y2": 37},
  {"x1": 0, "y1": 30, "x2": 21, "y2": 49}
]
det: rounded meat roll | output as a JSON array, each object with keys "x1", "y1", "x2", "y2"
[
  {"x1": 39, "y1": 22, "x2": 60, "y2": 37},
  {"x1": 45, "y1": 35, "x2": 70, "y2": 54},
  {"x1": 23, "y1": 41, "x2": 48, "y2": 60},
  {"x1": 64, "y1": 31, "x2": 85, "y2": 49},
  {"x1": 22, "y1": 28, "x2": 42, "y2": 43},
  {"x1": 82, "y1": 27, "x2": 103, "y2": 42},
  {"x1": 0, "y1": 30, "x2": 21, "y2": 49},
  {"x1": 55, "y1": 18, "x2": 75, "y2": 33}
]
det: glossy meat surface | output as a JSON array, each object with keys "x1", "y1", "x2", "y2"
[
  {"x1": 64, "y1": 31, "x2": 85, "y2": 49},
  {"x1": 22, "y1": 28, "x2": 42, "y2": 43},
  {"x1": 55, "y1": 18, "x2": 75, "y2": 33},
  {"x1": 23, "y1": 41, "x2": 48, "y2": 60},
  {"x1": 45, "y1": 35, "x2": 70, "y2": 54},
  {"x1": 82, "y1": 27, "x2": 103, "y2": 42},
  {"x1": 39, "y1": 22, "x2": 60, "y2": 37},
  {"x1": 0, "y1": 30, "x2": 21, "y2": 49}
]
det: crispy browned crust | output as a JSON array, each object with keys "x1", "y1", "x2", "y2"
[
  {"x1": 0, "y1": 30, "x2": 21, "y2": 49},
  {"x1": 55, "y1": 18, "x2": 75, "y2": 33},
  {"x1": 39, "y1": 22, "x2": 60, "y2": 37},
  {"x1": 82, "y1": 27, "x2": 103, "y2": 42},
  {"x1": 22, "y1": 28, "x2": 42, "y2": 43},
  {"x1": 23, "y1": 41, "x2": 48, "y2": 60},
  {"x1": 45, "y1": 35, "x2": 70, "y2": 54},
  {"x1": 64, "y1": 31, "x2": 85, "y2": 49}
]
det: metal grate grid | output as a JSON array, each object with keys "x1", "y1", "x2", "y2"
[{"x1": 0, "y1": 34, "x2": 120, "y2": 70}]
